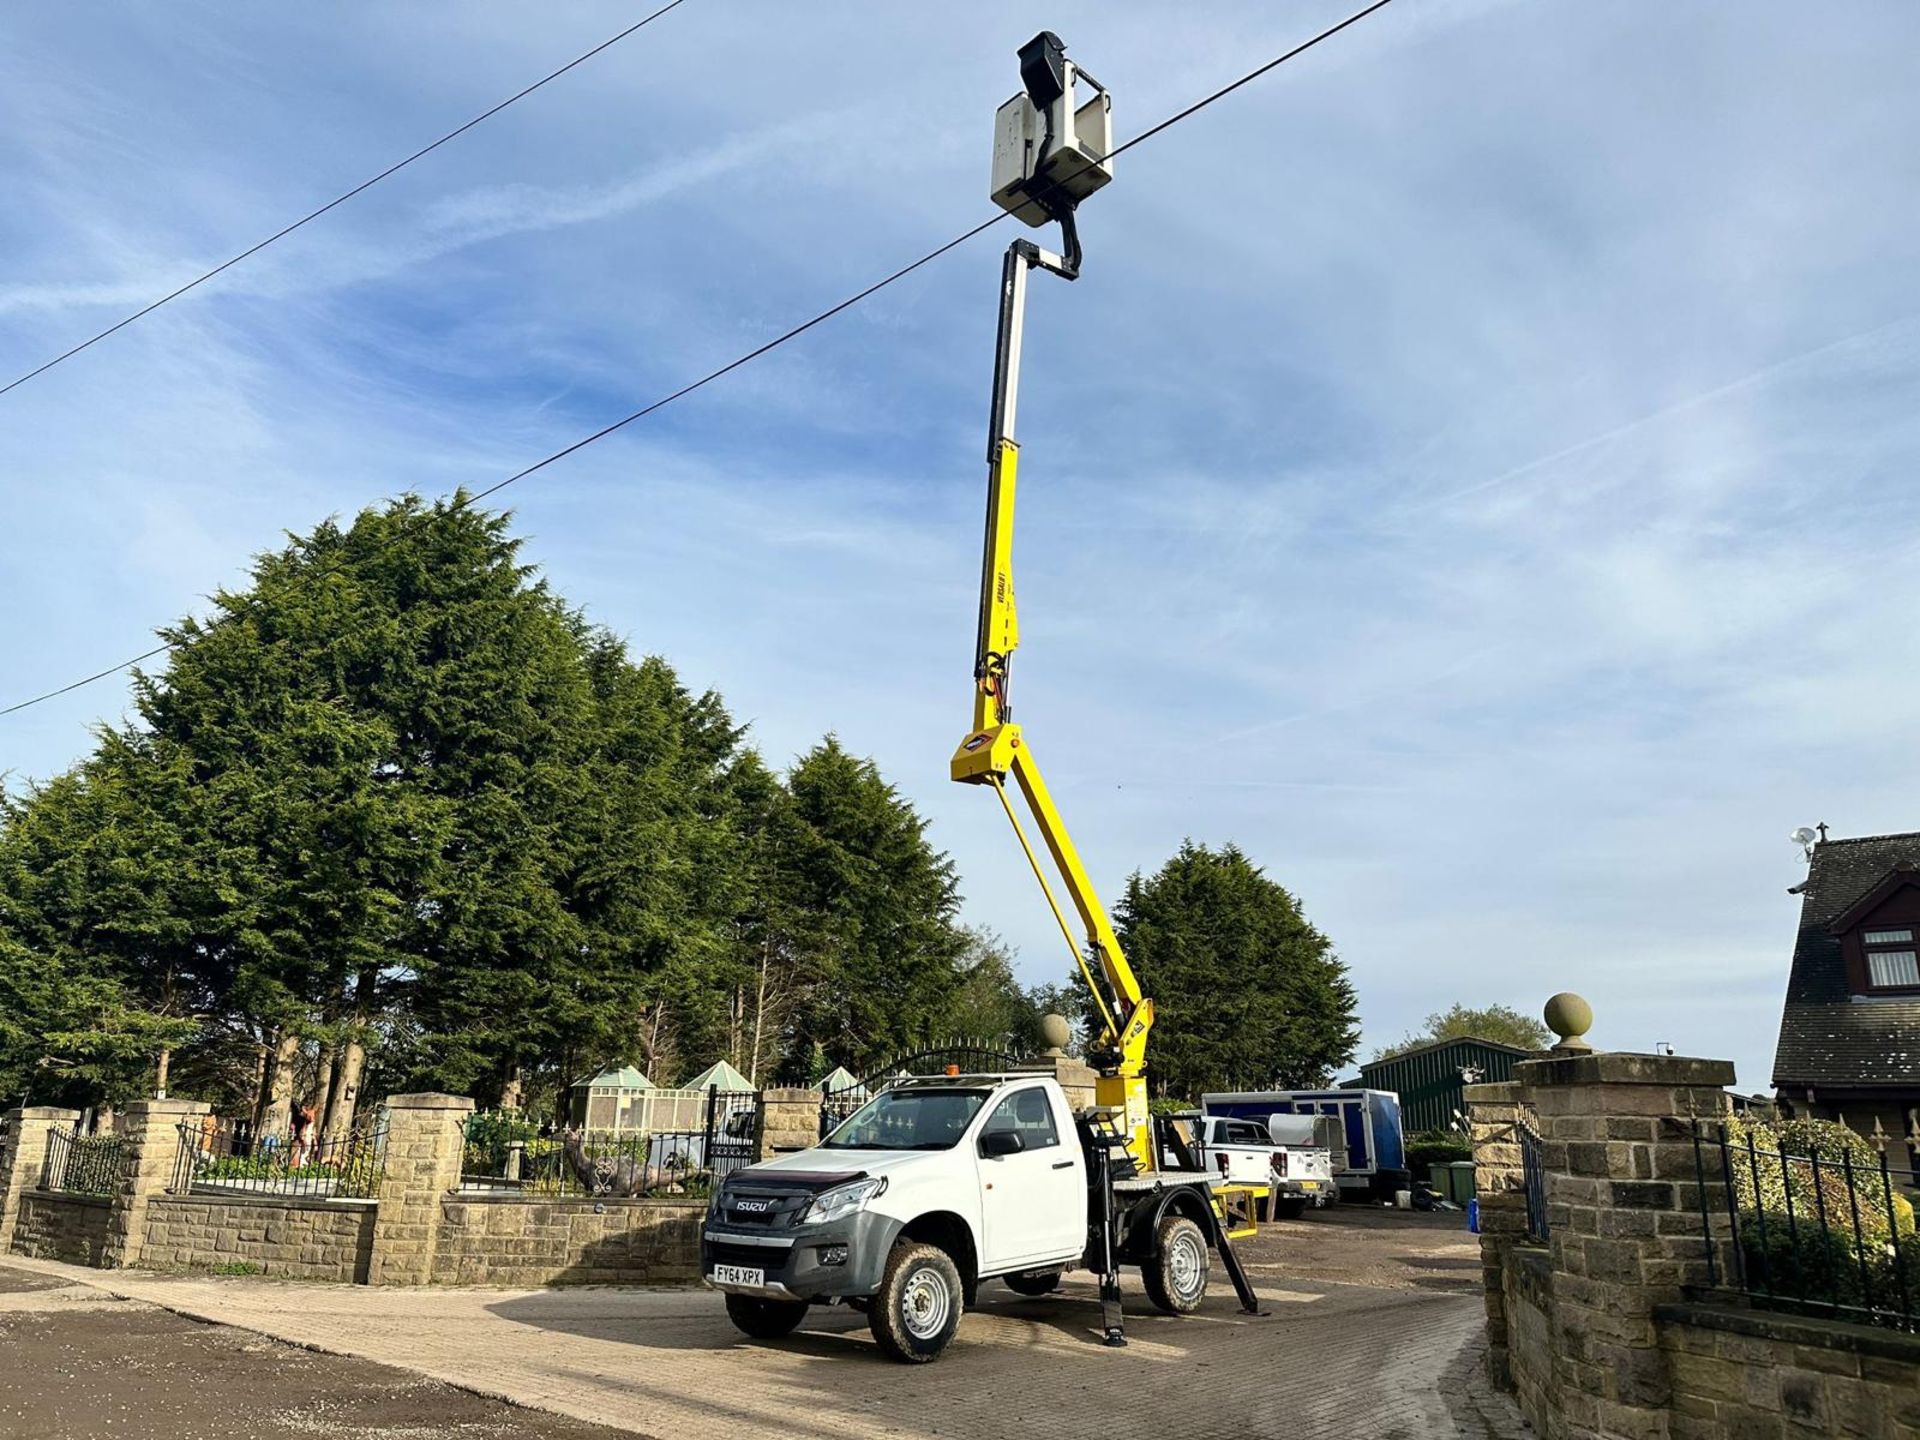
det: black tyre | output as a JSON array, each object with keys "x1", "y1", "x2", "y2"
[
  {"x1": 1004, "y1": 1268, "x2": 1063, "y2": 1297},
  {"x1": 1141, "y1": 1214, "x2": 1210, "y2": 1315},
  {"x1": 1273, "y1": 1197, "x2": 1308, "y2": 1221},
  {"x1": 724, "y1": 1293, "x2": 808, "y2": 1340},
  {"x1": 868, "y1": 1241, "x2": 964, "y2": 1363}
]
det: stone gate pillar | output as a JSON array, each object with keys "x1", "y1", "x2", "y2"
[
  {"x1": 368, "y1": 1093, "x2": 472, "y2": 1286},
  {"x1": 0, "y1": 1107, "x2": 79, "y2": 1256},
  {"x1": 1522, "y1": 1050, "x2": 1735, "y2": 1439},
  {"x1": 1017, "y1": 1054, "x2": 1100, "y2": 1113},
  {"x1": 759, "y1": 1088, "x2": 822, "y2": 1159},
  {"x1": 1464, "y1": 1080, "x2": 1527, "y2": 1387},
  {"x1": 103, "y1": 1098, "x2": 210, "y2": 1268}
]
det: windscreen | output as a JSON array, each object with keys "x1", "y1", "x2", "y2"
[{"x1": 820, "y1": 1088, "x2": 989, "y2": 1151}]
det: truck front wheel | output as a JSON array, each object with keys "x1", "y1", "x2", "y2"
[
  {"x1": 869, "y1": 1241, "x2": 964, "y2": 1363},
  {"x1": 1141, "y1": 1215, "x2": 1209, "y2": 1315},
  {"x1": 724, "y1": 1293, "x2": 808, "y2": 1340}
]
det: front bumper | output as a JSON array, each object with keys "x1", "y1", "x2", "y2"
[{"x1": 701, "y1": 1210, "x2": 902, "y2": 1302}]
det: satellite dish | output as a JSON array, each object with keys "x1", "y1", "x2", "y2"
[{"x1": 1790, "y1": 826, "x2": 1817, "y2": 848}]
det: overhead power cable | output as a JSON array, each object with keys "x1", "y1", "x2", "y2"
[
  {"x1": 0, "y1": 0, "x2": 1399, "y2": 719},
  {"x1": 0, "y1": 0, "x2": 693, "y2": 402}
]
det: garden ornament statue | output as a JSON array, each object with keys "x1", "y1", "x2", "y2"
[{"x1": 561, "y1": 1127, "x2": 703, "y2": 1198}]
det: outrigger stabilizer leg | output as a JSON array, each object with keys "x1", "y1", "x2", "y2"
[
  {"x1": 1212, "y1": 1225, "x2": 1267, "y2": 1317},
  {"x1": 1088, "y1": 1118, "x2": 1129, "y2": 1346}
]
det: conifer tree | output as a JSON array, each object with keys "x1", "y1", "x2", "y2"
[{"x1": 1112, "y1": 841, "x2": 1358, "y2": 1098}]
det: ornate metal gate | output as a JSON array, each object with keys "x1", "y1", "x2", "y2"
[{"x1": 818, "y1": 1041, "x2": 1030, "y2": 1138}]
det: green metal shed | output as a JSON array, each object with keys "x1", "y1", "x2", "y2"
[{"x1": 1357, "y1": 1035, "x2": 1531, "y2": 1136}]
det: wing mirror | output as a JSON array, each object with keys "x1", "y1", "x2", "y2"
[{"x1": 980, "y1": 1129, "x2": 1026, "y2": 1158}]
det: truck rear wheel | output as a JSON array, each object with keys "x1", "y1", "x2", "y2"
[
  {"x1": 724, "y1": 1293, "x2": 808, "y2": 1340},
  {"x1": 1141, "y1": 1215, "x2": 1209, "y2": 1315},
  {"x1": 1004, "y1": 1268, "x2": 1062, "y2": 1297},
  {"x1": 1273, "y1": 1197, "x2": 1307, "y2": 1221},
  {"x1": 869, "y1": 1241, "x2": 964, "y2": 1363}
]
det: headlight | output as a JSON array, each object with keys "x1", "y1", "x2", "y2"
[{"x1": 802, "y1": 1176, "x2": 887, "y2": 1226}]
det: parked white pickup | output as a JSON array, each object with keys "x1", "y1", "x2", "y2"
[
  {"x1": 1261, "y1": 1113, "x2": 1340, "y2": 1216},
  {"x1": 1175, "y1": 1113, "x2": 1336, "y2": 1219}
]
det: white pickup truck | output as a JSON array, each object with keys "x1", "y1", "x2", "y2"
[
  {"x1": 702, "y1": 1073, "x2": 1262, "y2": 1361},
  {"x1": 1176, "y1": 1113, "x2": 1336, "y2": 1220}
]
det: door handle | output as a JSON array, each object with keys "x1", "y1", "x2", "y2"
[{"x1": 1051, "y1": 1160, "x2": 1074, "y2": 1170}]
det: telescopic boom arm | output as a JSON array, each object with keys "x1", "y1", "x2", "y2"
[{"x1": 952, "y1": 35, "x2": 1153, "y2": 1167}]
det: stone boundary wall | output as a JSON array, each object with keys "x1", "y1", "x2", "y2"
[
  {"x1": 1467, "y1": 1052, "x2": 1920, "y2": 1439},
  {"x1": 1658, "y1": 1302, "x2": 1920, "y2": 1436},
  {"x1": 433, "y1": 1194, "x2": 705, "y2": 1286},
  {"x1": 1500, "y1": 1243, "x2": 1554, "y2": 1427},
  {"x1": 2, "y1": 1095, "x2": 716, "y2": 1288},
  {"x1": 141, "y1": 1195, "x2": 376, "y2": 1283},
  {"x1": 11, "y1": 1191, "x2": 111, "y2": 1266}
]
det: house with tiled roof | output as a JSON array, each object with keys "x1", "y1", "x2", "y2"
[{"x1": 1773, "y1": 829, "x2": 1920, "y2": 1167}]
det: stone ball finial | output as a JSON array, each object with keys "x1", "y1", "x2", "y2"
[
  {"x1": 1544, "y1": 992, "x2": 1594, "y2": 1053},
  {"x1": 1039, "y1": 1013, "x2": 1072, "y2": 1057}
]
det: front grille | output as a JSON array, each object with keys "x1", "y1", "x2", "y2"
[
  {"x1": 717, "y1": 1184, "x2": 817, "y2": 1229},
  {"x1": 707, "y1": 1239, "x2": 791, "y2": 1272}
]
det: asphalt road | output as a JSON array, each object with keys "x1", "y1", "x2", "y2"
[{"x1": 0, "y1": 1266, "x2": 634, "y2": 1440}]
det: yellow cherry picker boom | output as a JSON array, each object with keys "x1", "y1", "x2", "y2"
[
  {"x1": 949, "y1": 34, "x2": 1153, "y2": 1165},
  {"x1": 950, "y1": 31, "x2": 1267, "y2": 1337},
  {"x1": 702, "y1": 36, "x2": 1263, "y2": 1357}
]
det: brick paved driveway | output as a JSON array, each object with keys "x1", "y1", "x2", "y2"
[{"x1": 7, "y1": 1209, "x2": 1525, "y2": 1440}]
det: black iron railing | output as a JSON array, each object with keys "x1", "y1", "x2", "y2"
[
  {"x1": 1519, "y1": 1114, "x2": 1549, "y2": 1242},
  {"x1": 1691, "y1": 1120, "x2": 1917, "y2": 1332},
  {"x1": 460, "y1": 1088, "x2": 761, "y2": 1198},
  {"x1": 171, "y1": 1119, "x2": 386, "y2": 1199},
  {"x1": 42, "y1": 1127, "x2": 128, "y2": 1197}
]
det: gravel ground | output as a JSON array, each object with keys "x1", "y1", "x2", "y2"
[{"x1": 0, "y1": 1265, "x2": 640, "y2": 1440}]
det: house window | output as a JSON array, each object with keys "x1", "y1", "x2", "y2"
[{"x1": 1863, "y1": 928, "x2": 1920, "y2": 989}]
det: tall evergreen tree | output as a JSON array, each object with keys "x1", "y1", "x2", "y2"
[
  {"x1": 0, "y1": 750, "x2": 209, "y2": 1106},
  {"x1": 1111, "y1": 841, "x2": 1358, "y2": 1098},
  {"x1": 0, "y1": 496, "x2": 756, "y2": 1121},
  {"x1": 770, "y1": 738, "x2": 967, "y2": 1077},
  {"x1": 0, "y1": 495, "x2": 984, "y2": 1120}
]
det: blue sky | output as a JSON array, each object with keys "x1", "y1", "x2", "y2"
[{"x1": 5, "y1": 2, "x2": 1919, "y2": 1091}]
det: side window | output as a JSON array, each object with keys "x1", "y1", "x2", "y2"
[{"x1": 981, "y1": 1088, "x2": 1060, "y2": 1151}]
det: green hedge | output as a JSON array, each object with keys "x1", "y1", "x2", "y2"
[
  {"x1": 1721, "y1": 1114, "x2": 1918, "y2": 1326},
  {"x1": 1737, "y1": 1211, "x2": 1915, "y2": 1319},
  {"x1": 1406, "y1": 1129, "x2": 1470, "y2": 1181}
]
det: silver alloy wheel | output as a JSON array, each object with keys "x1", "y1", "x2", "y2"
[
  {"x1": 1168, "y1": 1228, "x2": 1206, "y2": 1302},
  {"x1": 901, "y1": 1263, "x2": 953, "y2": 1340}
]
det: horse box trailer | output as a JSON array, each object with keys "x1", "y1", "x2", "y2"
[{"x1": 1202, "y1": 1089, "x2": 1409, "y2": 1201}]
